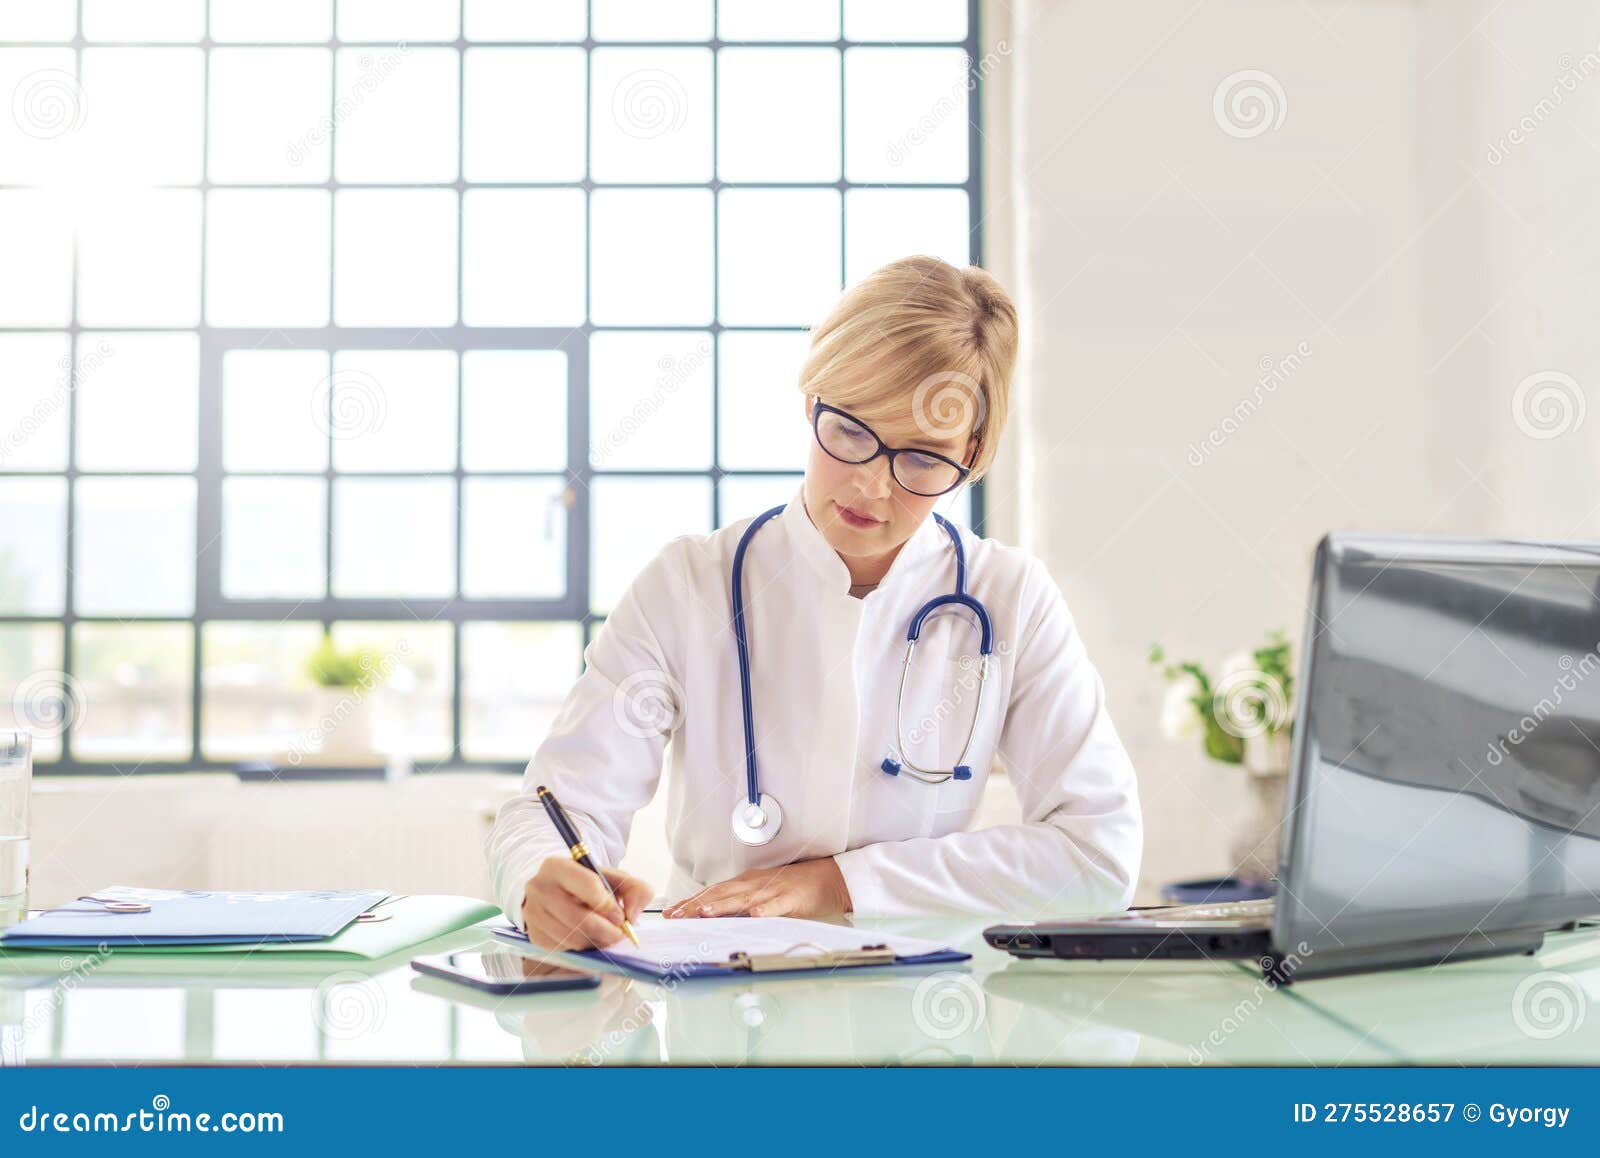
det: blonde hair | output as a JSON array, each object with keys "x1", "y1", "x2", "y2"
[{"x1": 798, "y1": 256, "x2": 1018, "y2": 482}]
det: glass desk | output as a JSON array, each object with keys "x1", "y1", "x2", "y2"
[{"x1": 3, "y1": 916, "x2": 1597, "y2": 1066}]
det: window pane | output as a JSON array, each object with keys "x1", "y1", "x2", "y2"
[
  {"x1": 332, "y1": 478, "x2": 455, "y2": 598},
  {"x1": 844, "y1": 47, "x2": 970, "y2": 183},
  {"x1": 207, "y1": 190, "x2": 331, "y2": 326},
  {"x1": 75, "y1": 478, "x2": 196, "y2": 615},
  {"x1": 337, "y1": 0, "x2": 458, "y2": 41},
  {"x1": 719, "y1": 0, "x2": 838, "y2": 41},
  {"x1": 0, "y1": 50, "x2": 81, "y2": 185},
  {"x1": 463, "y1": 48, "x2": 585, "y2": 182},
  {"x1": 80, "y1": 48, "x2": 203, "y2": 184},
  {"x1": 208, "y1": 48, "x2": 332, "y2": 182},
  {"x1": 717, "y1": 49, "x2": 839, "y2": 182},
  {"x1": 209, "y1": 0, "x2": 332, "y2": 43},
  {"x1": 590, "y1": 48, "x2": 712, "y2": 182},
  {"x1": 718, "y1": 189, "x2": 840, "y2": 326},
  {"x1": 75, "y1": 333, "x2": 198, "y2": 471},
  {"x1": 0, "y1": 192, "x2": 72, "y2": 324},
  {"x1": 222, "y1": 349, "x2": 330, "y2": 472},
  {"x1": 81, "y1": 0, "x2": 205, "y2": 41},
  {"x1": 72, "y1": 622, "x2": 193, "y2": 762},
  {"x1": 462, "y1": 189, "x2": 585, "y2": 326},
  {"x1": 0, "y1": 625, "x2": 66, "y2": 762},
  {"x1": 462, "y1": 478, "x2": 566, "y2": 598},
  {"x1": 592, "y1": 0, "x2": 711, "y2": 41},
  {"x1": 334, "y1": 189, "x2": 457, "y2": 326},
  {"x1": 464, "y1": 0, "x2": 585, "y2": 40},
  {"x1": 844, "y1": 187, "x2": 969, "y2": 283},
  {"x1": 334, "y1": 46, "x2": 458, "y2": 183},
  {"x1": 200, "y1": 621, "x2": 324, "y2": 761},
  {"x1": 461, "y1": 350, "x2": 566, "y2": 471},
  {"x1": 719, "y1": 474, "x2": 802, "y2": 527},
  {"x1": 0, "y1": 478, "x2": 66, "y2": 615},
  {"x1": 590, "y1": 189, "x2": 712, "y2": 325},
  {"x1": 718, "y1": 331, "x2": 810, "y2": 470},
  {"x1": 76, "y1": 190, "x2": 202, "y2": 327},
  {"x1": 0, "y1": 1, "x2": 75, "y2": 40},
  {"x1": 329, "y1": 622, "x2": 452, "y2": 759},
  {"x1": 462, "y1": 622, "x2": 582, "y2": 760},
  {"x1": 589, "y1": 331, "x2": 712, "y2": 469},
  {"x1": 0, "y1": 333, "x2": 71, "y2": 470},
  {"x1": 590, "y1": 476, "x2": 711, "y2": 614},
  {"x1": 844, "y1": 0, "x2": 967, "y2": 41},
  {"x1": 328, "y1": 350, "x2": 457, "y2": 473},
  {"x1": 222, "y1": 478, "x2": 326, "y2": 599}
]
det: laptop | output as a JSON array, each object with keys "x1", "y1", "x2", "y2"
[{"x1": 986, "y1": 533, "x2": 1600, "y2": 982}]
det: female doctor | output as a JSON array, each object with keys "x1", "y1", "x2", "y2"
[{"x1": 486, "y1": 256, "x2": 1143, "y2": 951}]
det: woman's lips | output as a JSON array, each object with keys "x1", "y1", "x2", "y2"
[{"x1": 836, "y1": 503, "x2": 881, "y2": 529}]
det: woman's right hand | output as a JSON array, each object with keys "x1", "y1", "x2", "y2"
[{"x1": 520, "y1": 856, "x2": 653, "y2": 951}]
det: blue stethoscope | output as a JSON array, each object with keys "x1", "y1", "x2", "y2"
[{"x1": 729, "y1": 502, "x2": 995, "y2": 846}]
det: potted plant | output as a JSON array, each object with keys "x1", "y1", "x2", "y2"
[
  {"x1": 1149, "y1": 630, "x2": 1295, "y2": 886},
  {"x1": 300, "y1": 635, "x2": 387, "y2": 766}
]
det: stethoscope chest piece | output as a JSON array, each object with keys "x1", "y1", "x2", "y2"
[{"x1": 730, "y1": 793, "x2": 784, "y2": 846}]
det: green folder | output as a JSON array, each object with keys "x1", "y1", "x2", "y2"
[{"x1": 0, "y1": 894, "x2": 499, "y2": 962}]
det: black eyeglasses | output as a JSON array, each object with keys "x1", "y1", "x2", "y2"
[{"x1": 810, "y1": 400, "x2": 972, "y2": 497}]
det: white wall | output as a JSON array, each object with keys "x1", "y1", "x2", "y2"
[{"x1": 994, "y1": 0, "x2": 1600, "y2": 893}]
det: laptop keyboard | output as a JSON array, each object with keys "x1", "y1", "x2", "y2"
[{"x1": 1141, "y1": 897, "x2": 1276, "y2": 922}]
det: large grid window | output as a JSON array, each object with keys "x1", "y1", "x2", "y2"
[{"x1": 0, "y1": 0, "x2": 985, "y2": 773}]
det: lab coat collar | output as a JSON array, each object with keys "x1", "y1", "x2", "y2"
[{"x1": 782, "y1": 484, "x2": 947, "y2": 600}]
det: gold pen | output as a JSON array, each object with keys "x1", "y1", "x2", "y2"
[{"x1": 536, "y1": 785, "x2": 640, "y2": 946}]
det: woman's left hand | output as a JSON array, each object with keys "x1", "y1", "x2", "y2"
[{"x1": 663, "y1": 857, "x2": 852, "y2": 919}]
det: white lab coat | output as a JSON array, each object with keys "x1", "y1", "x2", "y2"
[{"x1": 485, "y1": 484, "x2": 1142, "y2": 925}]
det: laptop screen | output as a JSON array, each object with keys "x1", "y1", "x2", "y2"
[{"x1": 1275, "y1": 535, "x2": 1600, "y2": 958}]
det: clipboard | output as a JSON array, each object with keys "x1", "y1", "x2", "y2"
[{"x1": 490, "y1": 920, "x2": 972, "y2": 980}]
